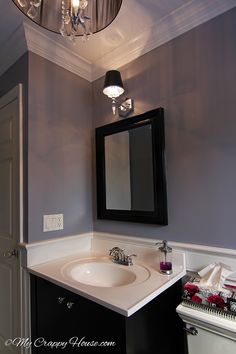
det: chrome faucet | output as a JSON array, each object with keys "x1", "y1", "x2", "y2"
[{"x1": 109, "y1": 247, "x2": 137, "y2": 266}]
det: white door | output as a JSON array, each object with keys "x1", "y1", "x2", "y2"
[{"x1": 0, "y1": 85, "x2": 23, "y2": 354}]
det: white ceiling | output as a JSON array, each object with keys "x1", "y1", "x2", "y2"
[{"x1": 1, "y1": 0, "x2": 236, "y2": 81}]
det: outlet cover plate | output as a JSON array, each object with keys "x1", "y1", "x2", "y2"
[{"x1": 43, "y1": 214, "x2": 64, "y2": 232}]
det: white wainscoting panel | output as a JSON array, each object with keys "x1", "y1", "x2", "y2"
[
  {"x1": 19, "y1": 233, "x2": 93, "y2": 267},
  {"x1": 93, "y1": 232, "x2": 236, "y2": 272}
]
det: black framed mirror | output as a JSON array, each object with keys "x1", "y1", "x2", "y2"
[{"x1": 95, "y1": 108, "x2": 168, "y2": 224}]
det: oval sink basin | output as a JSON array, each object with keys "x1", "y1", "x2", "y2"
[
  {"x1": 69, "y1": 262, "x2": 136, "y2": 287},
  {"x1": 62, "y1": 258, "x2": 150, "y2": 288}
]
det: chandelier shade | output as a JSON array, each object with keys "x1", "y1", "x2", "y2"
[{"x1": 12, "y1": 0, "x2": 123, "y2": 39}]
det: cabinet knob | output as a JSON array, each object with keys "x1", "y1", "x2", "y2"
[
  {"x1": 58, "y1": 297, "x2": 65, "y2": 304},
  {"x1": 66, "y1": 302, "x2": 74, "y2": 309},
  {"x1": 184, "y1": 326, "x2": 198, "y2": 336}
]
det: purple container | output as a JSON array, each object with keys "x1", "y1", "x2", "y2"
[
  {"x1": 156, "y1": 240, "x2": 173, "y2": 275},
  {"x1": 160, "y1": 262, "x2": 172, "y2": 272}
]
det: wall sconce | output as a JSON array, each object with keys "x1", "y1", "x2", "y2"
[{"x1": 103, "y1": 70, "x2": 134, "y2": 117}]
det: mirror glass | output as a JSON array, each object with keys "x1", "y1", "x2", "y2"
[
  {"x1": 105, "y1": 124, "x2": 154, "y2": 211},
  {"x1": 96, "y1": 108, "x2": 168, "y2": 225}
]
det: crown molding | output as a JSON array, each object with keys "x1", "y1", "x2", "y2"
[
  {"x1": 91, "y1": 0, "x2": 236, "y2": 80},
  {"x1": 0, "y1": 24, "x2": 27, "y2": 77},
  {"x1": 1, "y1": 1, "x2": 235, "y2": 82},
  {"x1": 23, "y1": 22, "x2": 92, "y2": 82},
  {"x1": 0, "y1": 22, "x2": 92, "y2": 81}
]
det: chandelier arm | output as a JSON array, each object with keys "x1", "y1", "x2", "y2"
[{"x1": 40, "y1": 0, "x2": 45, "y2": 26}]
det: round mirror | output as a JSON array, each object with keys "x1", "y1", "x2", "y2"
[{"x1": 12, "y1": 0, "x2": 123, "y2": 36}]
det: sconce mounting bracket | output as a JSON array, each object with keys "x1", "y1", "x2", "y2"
[{"x1": 118, "y1": 98, "x2": 134, "y2": 117}]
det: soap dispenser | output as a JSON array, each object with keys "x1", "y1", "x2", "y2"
[{"x1": 156, "y1": 240, "x2": 172, "y2": 275}]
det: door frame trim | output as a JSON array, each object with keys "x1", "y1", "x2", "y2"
[
  {"x1": 0, "y1": 84, "x2": 24, "y2": 245},
  {"x1": 0, "y1": 84, "x2": 30, "y2": 354}
]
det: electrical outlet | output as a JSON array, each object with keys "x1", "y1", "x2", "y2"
[{"x1": 43, "y1": 214, "x2": 64, "y2": 232}]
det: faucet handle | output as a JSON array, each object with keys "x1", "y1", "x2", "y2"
[
  {"x1": 126, "y1": 254, "x2": 137, "y2": 266},
  {"x1": 109, "y1": 247, "x2": 124, "y2": 256}
]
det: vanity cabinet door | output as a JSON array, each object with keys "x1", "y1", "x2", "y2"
[
  {"x1": 125, "y1": 279, "x2": 187, "y2": 354},
  {"x1": 31, "y1": 275, "x2": 186, "y2": 354},
  {"x1": 30, "y1": 275, "x2": 126, "y2": 354}
]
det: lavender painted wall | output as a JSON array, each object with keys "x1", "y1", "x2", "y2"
[
  {"x1": 28, "y1": 53, "x2": 93, "y2": 242},
  {"x1": 92, "y1": 8, "x2": 236, "y2": 249},
  {"x1": 0, "y1": 53, "x2": 28, "y2": 100}
]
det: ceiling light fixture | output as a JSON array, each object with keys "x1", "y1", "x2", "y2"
[
  {"x1": 12, "y1": 0, "x2": 123, "y2": 41},
  {"x1": 103, "y1": 70, "x2": 134, "y2": 117}
]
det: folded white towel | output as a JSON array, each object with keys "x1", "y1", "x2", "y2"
[
  {"x1": 198, "y1": 262, "x2": 232, "y2": 291},
  {"x1": 223, "y1": 271, "x2": 236, "y2": 289}
]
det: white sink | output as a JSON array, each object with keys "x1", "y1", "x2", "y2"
[{"x1": 61, "y1": 258, "x2": 151, "y2": 288}]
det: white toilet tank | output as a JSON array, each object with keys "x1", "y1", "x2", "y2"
[{"x1": 177, "y1": 303, "x2": 236, "y2": 354}]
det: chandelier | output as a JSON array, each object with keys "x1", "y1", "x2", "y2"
[{"x1": 12, "y1": 0, "x2": 123, "y2": 41}]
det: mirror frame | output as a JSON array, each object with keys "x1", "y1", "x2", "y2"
[{"x1": 95, "y1": 108, "x2": 168, "y2": 225}]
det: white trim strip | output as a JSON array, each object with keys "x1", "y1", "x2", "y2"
[
  {"x1": 91, "y1": 0, "x2": 236, "y2": 80},
  {"x1": 20, "y1": 268, "x2": 31, "y2": 354},
  {"x1": 18, "y1": 84, "x2": 24, "y2": 245},
  {"x1": 23, "y1": 23, "x2": 92, "y2": 82},
  {"x1": 20, "y1": 231, "x2": 236, "y2": 272},
  {"x1": 93, "y1": 232, "x2": 236, "y2": 272},
  {"x1": 19, "y1": 233, "x2": 93, "y2": 267},
  {"x1": 1, "y1": 2, "x2": 236, "y2": 81},
  {"x1": 94, "y1": 232, "x2": 236, "y2": 256}
]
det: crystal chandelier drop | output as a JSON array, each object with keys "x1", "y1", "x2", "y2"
[
  {"x1": 12, "y1": 0, "x2": 122, "y2": 41},
  {"x1": 60, "y1": 0, "x2": 91, "y2": 40}
]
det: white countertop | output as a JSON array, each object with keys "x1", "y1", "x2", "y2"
[{"x1": 28, "y1": 249, "x2": 186, "y2": 316}]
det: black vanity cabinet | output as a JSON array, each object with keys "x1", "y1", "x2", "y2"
[{"x1": 30, "y1": 275, "x2": 187, "y2": 354}]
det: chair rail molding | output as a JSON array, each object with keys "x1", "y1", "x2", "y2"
[
  {"x1": 19, "y1": 232, "x2": 93, "y2": 267},
  {"x1": 93, "y1": 232, "x2": 236, "y2": 272},
  {"x1": 19, "y1": 231, "x2": 236, "y2": 271}
]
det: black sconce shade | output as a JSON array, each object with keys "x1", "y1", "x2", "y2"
[{"x1": 103, "y1": 70, "x2": 124, "y2": 98}]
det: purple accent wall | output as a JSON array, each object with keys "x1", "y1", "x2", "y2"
[
  {"x1": 92, "y1": 8, "x2": 236, "y2": 249},
  {"x1": 28, "y1": 53, "x2": 93, "y2": 242},
  {"x1": 1, "y1": 8, "x2": 236, "y2": 248}
]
